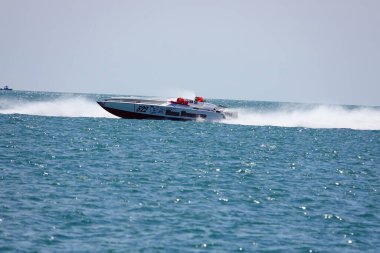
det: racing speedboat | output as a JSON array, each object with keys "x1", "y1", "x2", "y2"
[{"x1": 97, "y1": 96, "x2": 237, "y2": 121}]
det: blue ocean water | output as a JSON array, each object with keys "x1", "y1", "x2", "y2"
[{"x1": 1, "y1": 91, "x2": 380, "y2": 252}]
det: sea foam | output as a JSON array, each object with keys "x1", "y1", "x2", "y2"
[
  {"x1": 222, "y1": 105, "x2": 380, "y2": 130},
  {"x1": 0, "y1": 97, "x2": 116, "y2": 118}
]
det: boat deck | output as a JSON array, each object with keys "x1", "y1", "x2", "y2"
[{"x1": 104, "y1": 97, "x2": 167, "y2": 105}]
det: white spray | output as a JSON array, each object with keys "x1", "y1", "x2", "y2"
[
  {"x1": 0, "y1": 97, "x2": 116, "y2": 118},
  {"x1": 222, "y1": 105, "x2": 380, "y2": 130}
]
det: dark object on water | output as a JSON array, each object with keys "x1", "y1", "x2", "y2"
[{"x1": 0, "y1": 85, "x2": 13, "y2": 91}]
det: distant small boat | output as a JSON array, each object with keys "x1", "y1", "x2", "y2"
[{"x1": 0, "y1": 85, "x2": 13, "y2": 91}]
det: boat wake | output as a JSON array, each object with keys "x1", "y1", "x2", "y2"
[
  {"x1": 222, "y1": 105, "x2": 380, "y2": 130},
  {"x1": 0, "y1": 97, "x2": 116, "y2": 118}
]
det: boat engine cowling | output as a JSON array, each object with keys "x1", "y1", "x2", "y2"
[
  {"x1": 176, "y1": 97, "x2": 189, "y2": 105},
  {"x1": 195, "y1": 96, "x2": 205, "y2": 102}
]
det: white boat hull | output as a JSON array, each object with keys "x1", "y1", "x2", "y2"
[{"x1": 97, "y1": 100, "x2": 226, "y2": 121}]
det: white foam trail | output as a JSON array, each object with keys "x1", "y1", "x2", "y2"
[
  {"x1": 222, "y1": 105, "x2": 380, "y2": 130},
  {"x1": 0, "y1": 97, "x2": 116, "y2": 118}
]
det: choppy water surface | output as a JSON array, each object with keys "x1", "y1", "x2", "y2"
[{"x1": 1, "y1": 91, "x2": 380, "y2": 252}]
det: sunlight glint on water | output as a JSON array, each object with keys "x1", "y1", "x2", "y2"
[{"x1": 0, "y1": 91, "x2": 379, "y2": 252}]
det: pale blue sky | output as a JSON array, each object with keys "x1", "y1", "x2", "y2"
[{"x1": 1, "y1": 0, "x2": 379, "y2": 105}]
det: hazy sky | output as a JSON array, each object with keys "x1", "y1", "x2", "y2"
[{"x1": 1, "y1": 0, "x2": 379, "y2": 105}]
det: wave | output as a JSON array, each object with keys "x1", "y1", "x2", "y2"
[
  {"x1": 222, "y1": 105, "x2": 380, "y2": 130},
  {"x1": 0, "y1": 97, "x2": 116, "y2": 118}
]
